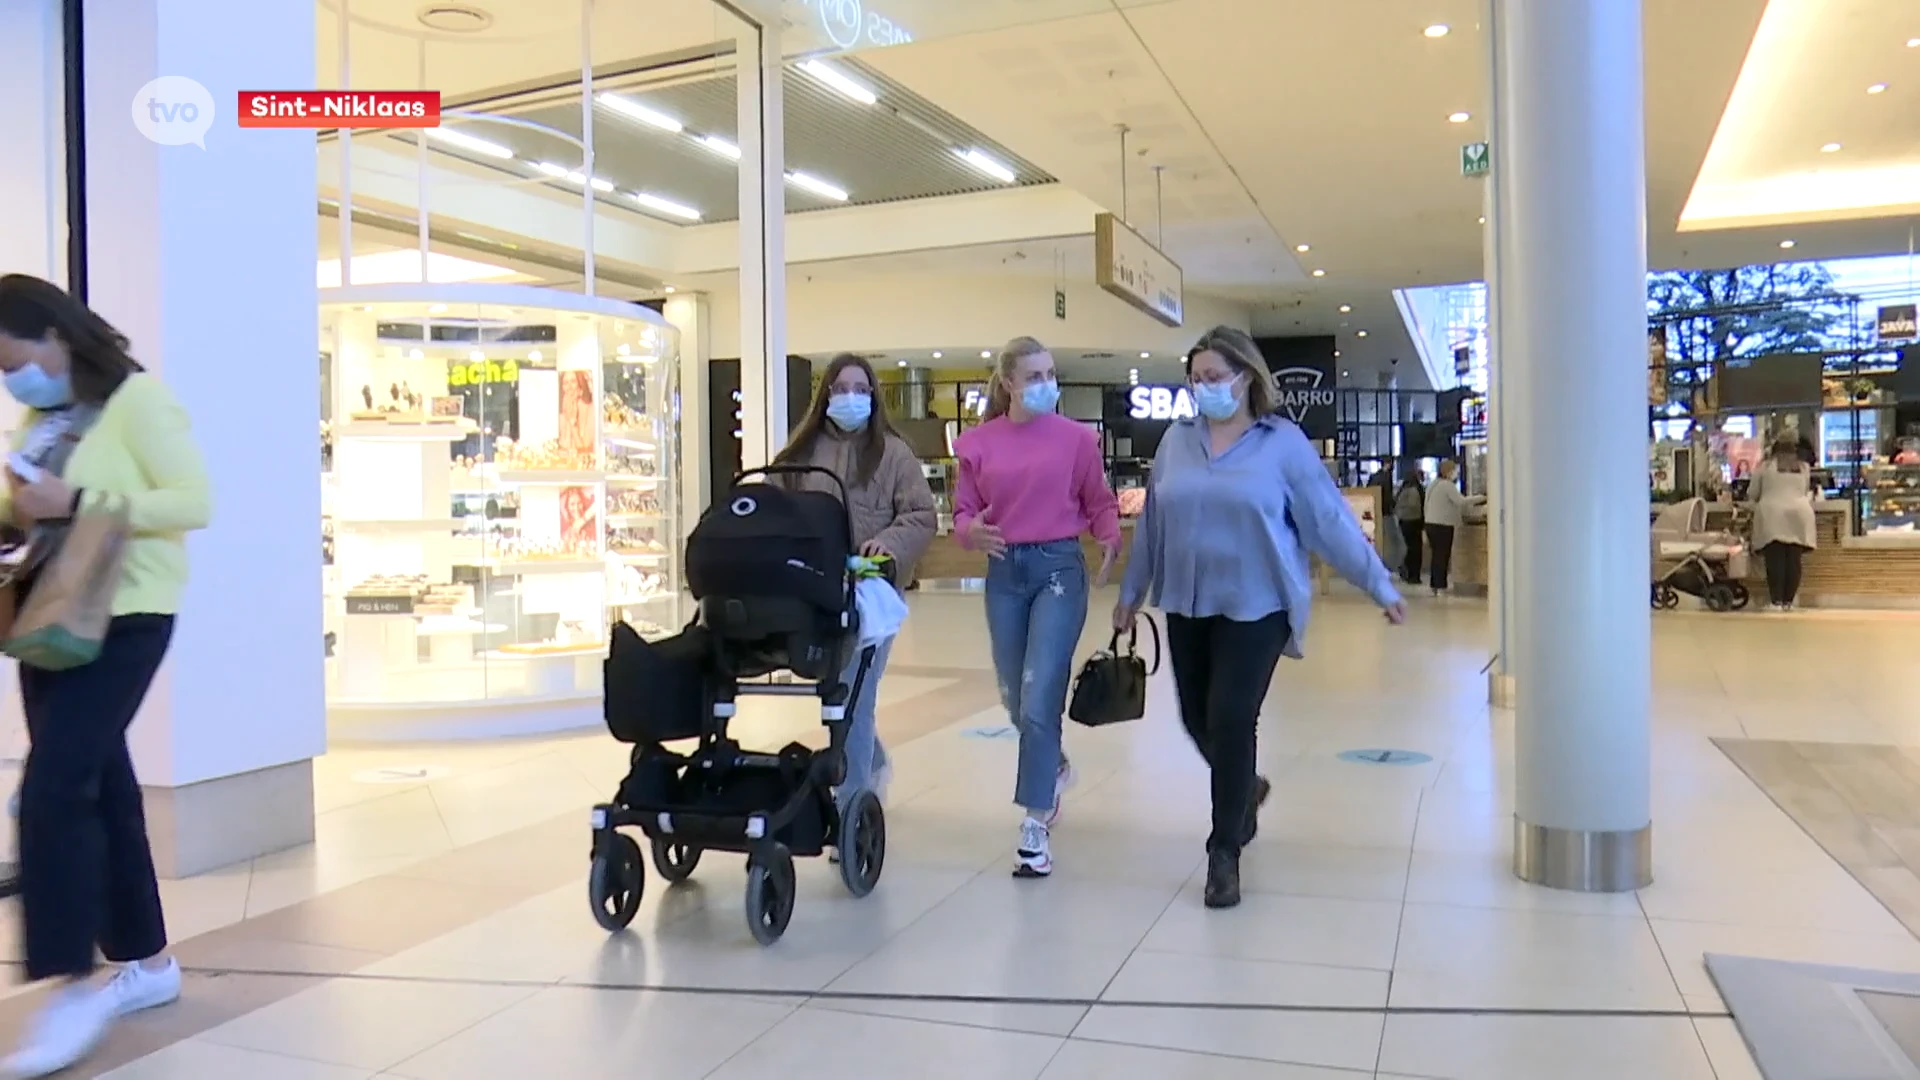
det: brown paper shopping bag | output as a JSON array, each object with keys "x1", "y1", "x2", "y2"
[{"x1": 4, "y1": 500, "x2": 130, "y2": 670}]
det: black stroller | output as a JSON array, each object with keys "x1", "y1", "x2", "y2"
[{"x1": 588, "y1": 465, "x2": 887, "y2": 945}]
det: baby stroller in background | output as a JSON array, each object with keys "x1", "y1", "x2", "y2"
[
  {"x1": 1651, "y1": 497, "x2": 1752, "y2": 612},
  {"x1": 589, "y1": 464, "x2": 886, "y2": 946}
]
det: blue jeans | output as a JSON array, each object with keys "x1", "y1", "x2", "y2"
[
  {"x1": 834, "y1": 637, "x2": 894, "y2": 815},
  {"x1": 984, "y1": 540, "x2": 1090, "y2": 814}
]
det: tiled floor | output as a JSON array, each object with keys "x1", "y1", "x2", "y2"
[{"x1": 5, "y1": 590, "x2": 1920, "y2": 1077}]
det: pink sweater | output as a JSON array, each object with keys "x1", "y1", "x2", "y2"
[{"x1": 953, "y1": 414, "x2": 1121, "y2": 549}]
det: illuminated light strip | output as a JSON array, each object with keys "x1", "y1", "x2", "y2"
[
  {"x1": 786, "y1": 170, "x2": 849, "y2": 201},
  {"x1": 954, "y1": 148, "x2": 1016, "y2": 184},
  {"x1": 597, "y1": 93, "x2": 684, "y2": 133},
  {"x1": 631, "y1": 191, "x2": 701, "y2": 221},
  {"x1": 535, "y1": 161, "x2": 614, "y2": 193},
  {"x1": 425, "y1": 127, "x2": 513, "y2": 159},
  {"x1": 798, "y1": 59, "x2": 878, "y2": 105}
]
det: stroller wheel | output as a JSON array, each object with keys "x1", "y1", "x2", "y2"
[
  {"x1": 650, "y1": 838, "x2": 702, "y2": 883},
  {"x1": 744, "y1": 844, "x2": 796, "y2": 946},
  {"x1": 1703, "y1": 584, "x2": 1734, "y2": 613},
  {"x1": 837, "y1": 790, "x2": 887, "y2": 899},
  {"x1": 588, "y1": 832, "x2": 645, "y2": 932},
  {"x1": 1729, "y1": 583, "x2": 1751, "y2": 610},
  {"x1": 1653, "y1": 584, "x2": 1680, "y2": 610}
]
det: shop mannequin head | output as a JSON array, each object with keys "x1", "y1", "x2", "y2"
[
  {"x1": 983, "y1": 337, "x2": 1057, "y2": 422},
  {"x1": 1183, "y1": 325, "x2": 1276, "y2": 423},
  {"x1": 0, "y1": 274, "x2": 143, "y2": 408},
  {"x1": 774, "y1": 352, "x2": 898, "y2": 487}
]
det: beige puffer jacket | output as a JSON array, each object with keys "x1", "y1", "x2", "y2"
[{"x1": 787, "y1": 431, "x2": 937, "y2": 584}]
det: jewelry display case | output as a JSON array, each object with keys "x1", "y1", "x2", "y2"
[{"x1": 319, "y1": 284, "x2": 682, "y2": 738}]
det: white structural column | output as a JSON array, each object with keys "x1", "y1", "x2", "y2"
[
  {"x1": 84, "y1": 0, "x2": 323, "y2": 875},
  {"x1": 666, "y1": 293, "x2": 713, "y2": 539},
  {"x1": 1497, "y1": 0, "x2": 1653, "y2": 891},
  {"x1": 1482, "y1": 0, "x2": 1518, "y2": 709},
  {"x1": 735, "y1": 17, "x2": 788, "y2": 470}
]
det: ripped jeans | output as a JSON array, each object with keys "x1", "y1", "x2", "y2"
[{"x1": 984, "y1": 539, "x2": 1090, "y2": 814}]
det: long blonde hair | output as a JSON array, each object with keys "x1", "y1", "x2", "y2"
[{"x1": 981, "y1": 336, "x2": 1049, "y2": 421}]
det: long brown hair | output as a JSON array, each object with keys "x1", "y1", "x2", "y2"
[
  {"x1": 0, "y1": 274, "x2": 144, "y2": 404},
  {"x1": 981, "y1": 336, "x2": 1049, "y2": 421},
  {"x1": 773, "y1": 352, "x2": 897, "y2": 487},
  {"x1": 1184, "y1": 325, "x2": 1278, "y2": 417}
]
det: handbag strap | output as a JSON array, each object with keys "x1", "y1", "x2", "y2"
[{"x1": 1106, "y1": 612, "x2": 1163, "y2": 676}]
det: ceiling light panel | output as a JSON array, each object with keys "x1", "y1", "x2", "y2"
[
  {"x1": 799, "y1": 59, "x2": 878, "y2": 105},
  {"x1": 955, "y1": 148, "x2": 1017, "y2": 184},
  {"x1": 598, "y1": 93, "x2": 684, "y2": 132},
  {"x1": 495, "y1": 62, "x2": 1052, "y2": 225},
  {"x1": 631, "y1": 192, "x2": 702, "y2": 221},
  {"x1": 425, "y1": 127, "x2": 513, "y2": 159},
  {"x1": 787, "y1": 171, "x2": 850, "y2": 201}
]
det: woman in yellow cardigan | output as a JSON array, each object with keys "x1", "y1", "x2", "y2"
[{"x1": 0, "y1": 275, "x2": 211, "y2": 1078}]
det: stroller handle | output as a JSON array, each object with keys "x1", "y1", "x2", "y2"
[{"x1": 733, "y1": 463, "x2": 850, "y2": 505}]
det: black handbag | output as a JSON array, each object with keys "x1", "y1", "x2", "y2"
[{"x1": 1068, "y1": 613, "x2": 1161, "y2": 727}]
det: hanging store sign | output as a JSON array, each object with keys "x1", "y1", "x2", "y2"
[
  {"x1": 1094, "y1": 213, "x2": 1184, "y2": 328},
  {"x1": 1879, "y1": 304, "x2": 1918, "y2": 343}
]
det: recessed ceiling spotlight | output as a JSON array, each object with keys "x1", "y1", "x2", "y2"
[
  {"x1": 1779, "y1": 239, "x2": 1796, "y2": 249},
  {"x1": 468, "y1": 349, "x2": 484, "y2": 362},
  {"x1": 1312, "y1": 269, "x2": 1327, "y2": 277},
  {"x1": 1821, "y1": 142, "x2": 1842, "y2": 153},
  {"x1": 428, "y1": 304, "x2": 447, "y2": 314},
  {"x1": 408, "y1": 348, "x2": 424, "y2": 360},
  {"x1": 528, "y1": 350, "x2": 543, "y2": 363},
  {"x1": 663, "y1": 286, "x2": 676, "y2": 294},
  {"x1": 1295, "y1": 243, "x2": 1311, "y2": 253},
  {"x1": 417, "y1": 5, "x2": 492, "y2": 33},
  {"x1": 1338, "y1": 304, "x2": 1352, "y2": 313},
  {"x1": 980, "y1": 350, "x2": 992, "y2": 359},
  {"x1": 1478, "y1": 215, "x2": 1487, "y2": 224},
  {"x1": 1140, "y1": 351, "x2": 1151, "y2": 359},
  {"x1": 1424, "y1": 24, "x2": 1449, "y2": 37},
  {"x1": 1868, "y1": 83, "x2": 1889, "y2": 94},
  {"x1": 1448, "y1": 111, "x2": 1471, "y2": 123},
  {"x1": 1357, "y1": 330, "x2": 1370, "y2": 338},
  {"x1": 931, "y1": 351, "x2": 943, "y2": 359},
  {"x1": 1333, "y1": 350, "x2": 1341, "y2": 358},
  {"x1": 1342, "y1": 370, "x2": 1350, "y2": 378},
  {"x1": 1908, "y1": 37, "x2": 1919, "y2": 47},
  {"x1": 897, "y1": 359, "x2": 908, "y2": 367}
]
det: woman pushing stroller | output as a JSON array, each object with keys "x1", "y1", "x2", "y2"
[{"x1": 772, "y1": 354, "x2": 936, "y2": 813}]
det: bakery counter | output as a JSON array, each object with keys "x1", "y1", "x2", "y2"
[{"x1": 917, "y1": 520, "x2": 1137, "y2": 582}]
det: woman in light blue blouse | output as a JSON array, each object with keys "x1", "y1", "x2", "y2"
[{"x1": 1113, "y1": 326, "x2": 1406, "y2": 910}]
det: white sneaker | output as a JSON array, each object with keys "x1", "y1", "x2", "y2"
[
  {"x1": 1013, "y1": 817, "x2": 1052, "y2": 879},
  {"x1": 100, "y1": 959, "x2": 180, "y2": 1018},
  {"x1": 3, "y1": 984, "x2": 114, "y2": 1078},
  {"x1": 1040, "y1": 761, "x2": 1077, "y2": 828}
]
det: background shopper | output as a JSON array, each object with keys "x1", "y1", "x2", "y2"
[
  {"x1": 1748, "y1": 436, "x2": 1817, "y2": 611},
  {"x1": 1394, "y1": 470, "x2": 1425, "y2": 585},
  {"x1": 773, "y1": 354, "x2": 936, "y2": 813},
  {"x1": 1115, "y1": 326, "x2": 1405, "y2": 909},
  {"x1": 954, "y1": 336, "x2": 1120, "y2": 880},
  {"x1": 1423, "y1": 460, "x2": 1470, "y2": 595},
  {"x1": 0, "y1": 274, "x2": 212, "y2": 1078}
]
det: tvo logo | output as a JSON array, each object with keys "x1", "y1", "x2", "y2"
[{"x1": 131, "y1": 76, "x2": 215, "y2": 149}]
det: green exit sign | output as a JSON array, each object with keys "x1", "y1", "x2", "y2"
[{"x1": 1461, "y1": 141, "x2": 1491, "y2": 177}]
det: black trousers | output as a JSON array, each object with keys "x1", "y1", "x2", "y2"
[
  {"x1": 1762, "y1": 542, "x2": 1807, "y2": 606},
  {"x1": 19, "y1": 614, "x2": 174, "y2": 980},
  {"x1": 1165, "y1": 611, "x2": 1293, "y2": 855},
  {"x1": 1426, "y1": 524, "x2": 1457, "y2": 590},
  {"x1": 1398, "y1": 520, "x2": 1424, "y2": 583}
]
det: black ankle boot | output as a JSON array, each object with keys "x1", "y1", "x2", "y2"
[
  {"x1": 1204, "y1": 848, "x2": 1242, "y2": 909},
  {"x1": 1242, "y1": 775, "x2": 1273, "y2": 845}
]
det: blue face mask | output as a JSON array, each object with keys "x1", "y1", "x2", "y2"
[
  {"x1": 1019, "y1": 379, "x2": 1061, "y2": 415},
  {"x1": 825, "y1": 391, "x2": 872, "y2": 431},
  {"x1": 1192, "y1": 378, "x2": 1242, "y2": 421},
  {"x1": 3, "y1": 363, "x2": 72, "y2": 410}
]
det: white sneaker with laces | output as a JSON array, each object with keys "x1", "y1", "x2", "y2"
[
  {"x1": 1041, "y1": 760, "x2": 1077, "y2": 828},
  {"x1": 1013, "y1": 817, "x2": 1052, "y2": 878},
  {"x1": 3, "y1": 984, "x2": 114, "y2": 1079},
  {"x1": 101, "y1": 959, "x2": 180, "y2": 1018}
]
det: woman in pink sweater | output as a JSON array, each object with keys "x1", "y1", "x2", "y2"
[{"x1": 954, "y1": 336, "x2": 1121, "y2": 879}]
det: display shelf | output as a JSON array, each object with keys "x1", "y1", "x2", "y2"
[
  {"x1": 319, "y1": 283, "x2": 684, "y2": 737},
  {"x1": 336, "y1": 421, "x2": 476, "y2": 441}
]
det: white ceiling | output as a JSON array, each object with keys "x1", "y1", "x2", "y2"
[{"x1": 317, "y1": 0, "x2": 1920, "y2": 393}]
